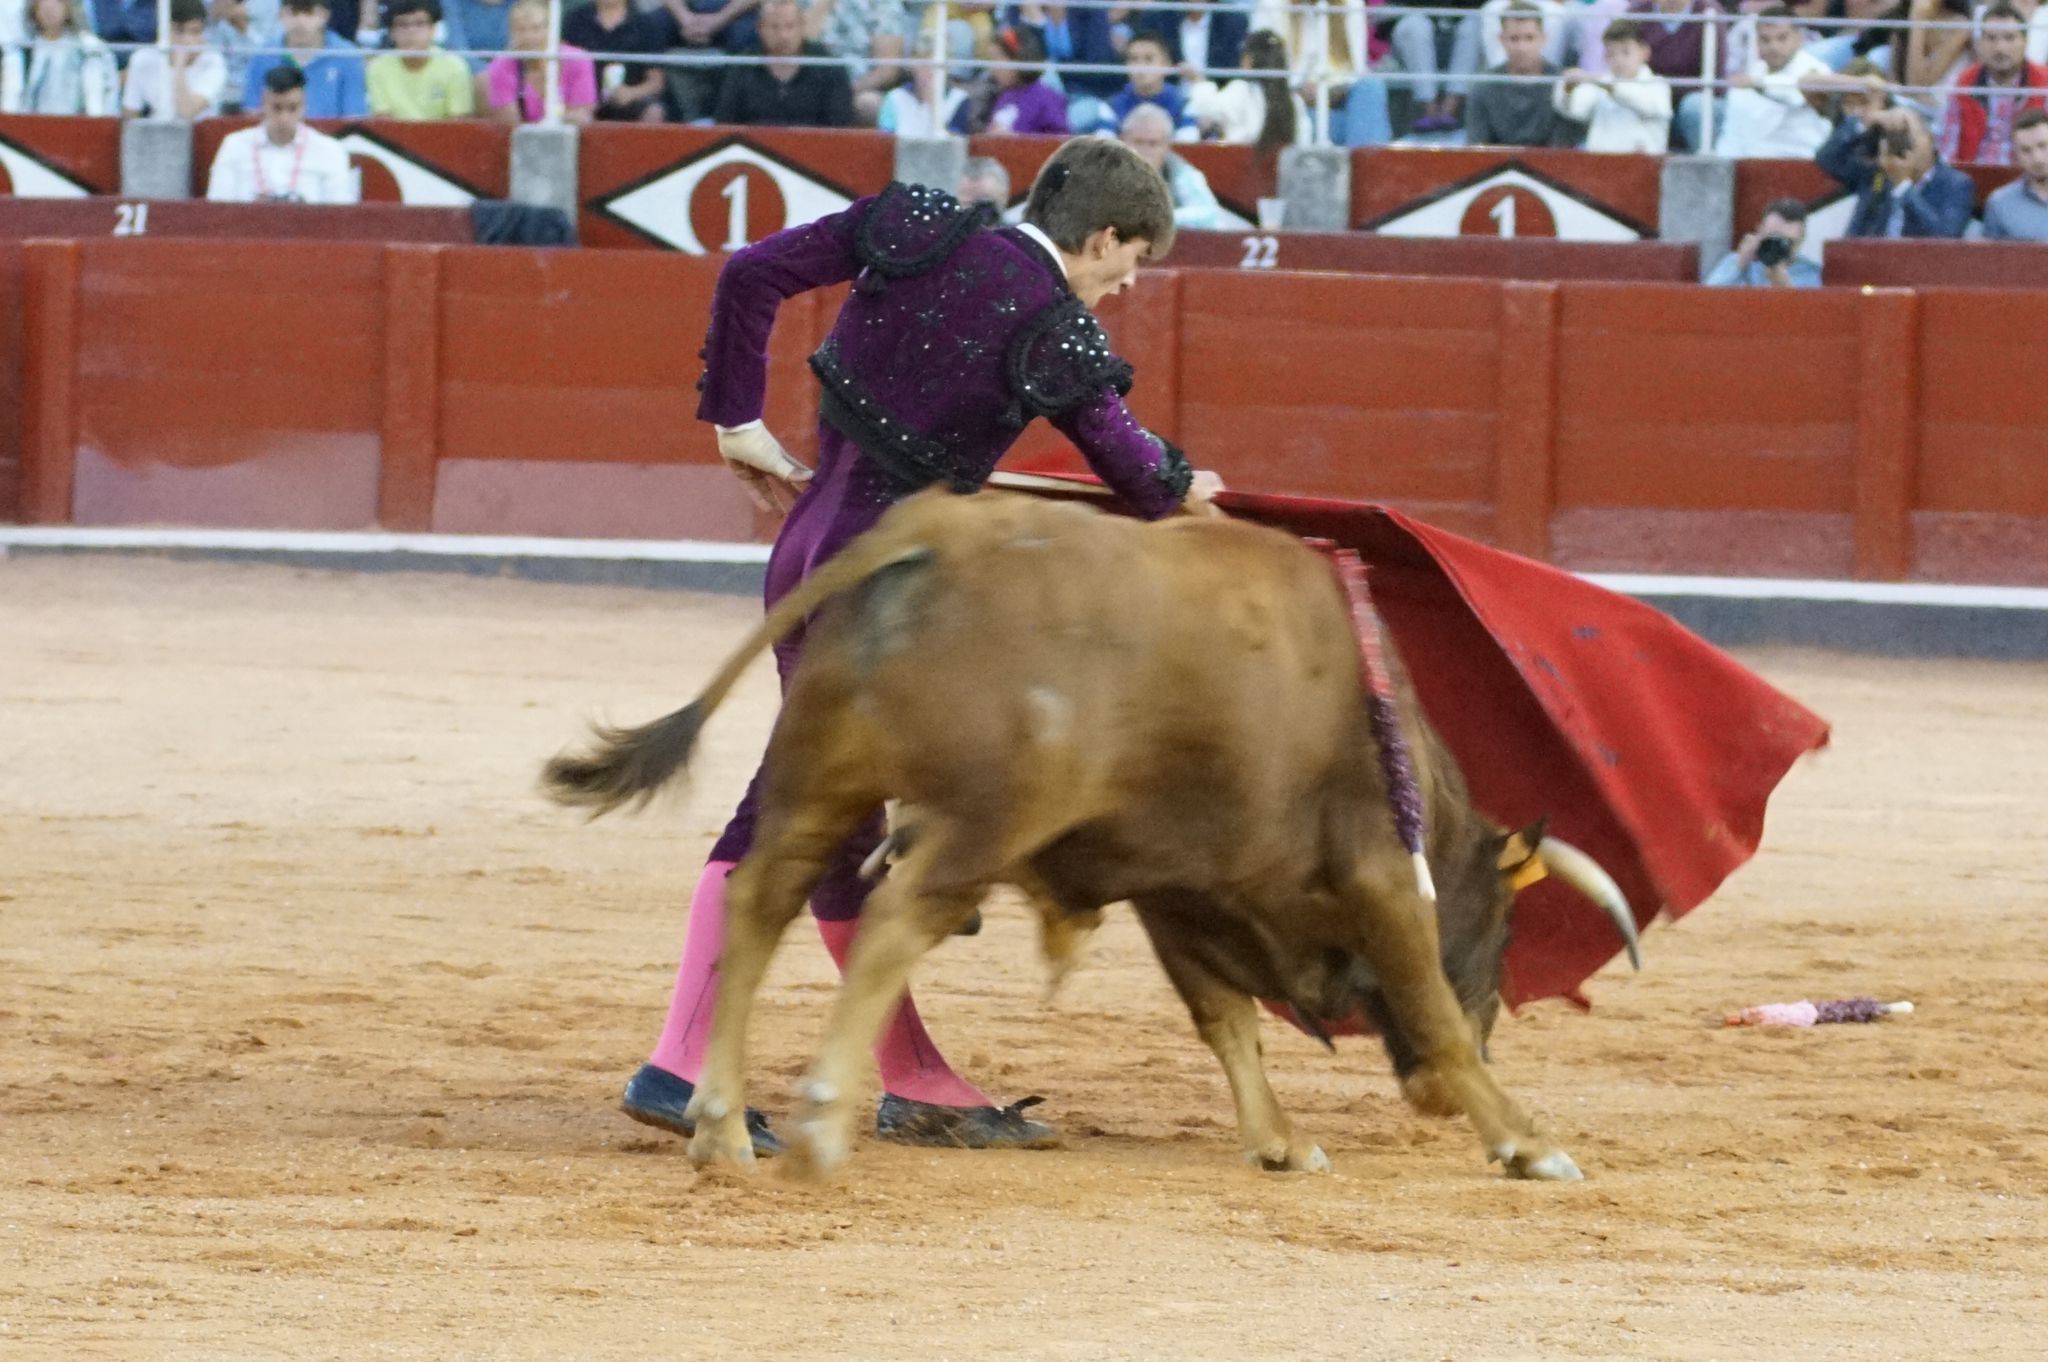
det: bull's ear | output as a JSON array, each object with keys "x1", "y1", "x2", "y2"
[{"x1": 1498, "y1": 817, "x2": 1549, "y2": 891}]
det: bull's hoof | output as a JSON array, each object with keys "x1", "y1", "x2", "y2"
[
  {"x1": 790, "y1": 1114, "x2": 854, "y2": 1179},
  {"x1": 687, "y1": 1114, "x2": 760, "y2": 1170},
  {"x1": 1249, "y1": 1141, "x2": 1332, "y2": 1174},
  {"x1": 1502, "y1": 1147, "x2": 1583, "y2": 1182},
  {"x1": 621, "y1": 1064, "x2": 782, "y2": 1157}
]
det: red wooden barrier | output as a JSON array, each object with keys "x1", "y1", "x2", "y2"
[
  {"x1": 12, "y1": 238, "x2": 2048, "y2": 584},
  {"x1": 1166, "y1": 229, "x2": 1698, "y2": 280},
  {"x1": 0, "y1": 241, "x2": 20, "y2": 521},
  {"x1": 1550, "y1": 282, "x2": 1863, "y2": 578},
  {"x1": 1824, "y1": 239, "x2": 2048, "y2": 289},
  {"x1": 0, "y1": 197, "x2": 472, "y2": 243},
  {"x1": 1913, "y1": 288, "x2": 2048, "y2": 579}
]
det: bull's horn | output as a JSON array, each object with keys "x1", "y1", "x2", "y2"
[{"x1": 1536, "y1": 837, "x2": 1642, "y2": 971}]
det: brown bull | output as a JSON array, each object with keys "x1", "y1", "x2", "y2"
[{"x1": 545, "y1": 490, "x2": 1639, "y2": 1180}]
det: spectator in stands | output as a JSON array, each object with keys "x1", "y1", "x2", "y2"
[
  {"x1": 1982, "y1": 104, "x2": 2048, "y2": 232},
  {"x1": 978, "y1": 24, "x2": 1067, "y2": 133},
  {"x1": 1706, "y1": 197, "x2": 1824, "y2": 285},
  {"x1": 2, "y1": 0, "x2": 118, "y2": 115},
  {"x1": 1120, "y1": 100, "x2": 1222, "y2": 228},
  {"x1": 803, "y1": 0, "x2": 907, "y2": 124},
  {"x1": 367, "y1": 0, "x2": 473, "y2": 117},
  {"x1": 1137, "y1": 0, "x2": 1249, "y2": 84},
  {"x1": 207, "y1": 63, "x2": 357, "y2": 200},
  {"x1": 1715, "y1": 4, "x2": 1835, "y2": 156},
  {"x1": 562, "y1": 0, "x2": 677, "y2": 122},
  {"x1": 1972, "y1": 0, "x2": 2048, "y2": 68},
  {"x1": 659, "y1": 0, "x2": 761, "y2": 121},
  {"x1": 207, "y1": 0, "x2": 278, "y2": 113},
  {"x1": 1940, "y1": 4, "x2": 2048, "y2": 163},
  {"x1": 956, "y1": 152, "x2": 1010, "y2": 206},
  {"x1": 1480, "y1": 0, "x2": 1571, "y2": 68},
  {"x1": 1388, "y1": 0, "x2": 1484, "y2": 131},
  {"x1": 1250, "y1": 0, "x2": 1394, "y2": 145},
  {"x1": 1819, "y1": 102, "x2": 1976, "y2": 234},
  {"x1": 123, "y1": 0, "x2": 227, "y2": 118},
  {"x1": 713, "y1": 0, "x2": 854, "y2": 125},
  {"x1": 91, "y1": 0, "x2": 158, "y2": 52},
  {"x1": 878, "y1": 28, "x2": 970, "y2": 134},
  {"x1": 1005, "y1": 3, "x2": 1124, "y2": 117},
  {"x1": 1555, "y1": 18, "x2": 1672, "y2": 150},
  {"x1": 1900, "y1": 0, "x2": 1974, "y2": 97},
  {"x1": 1623, "y1": 0, "x2": 1723, "y2": 148},
  {"x1": 1808, "y1": 0, "x2": 1909, "y2": 72},
  {"x1": 244, "y1": 0, "x2": 364, "y2": 117},
  {"x1": 1187, "y1": 28, "x2": 1310, "y2": 151},
  {"x1": 441, "y1": 0, "x2": 511, "y2": 75},
  {"x1": 1098, "y1": 30, "x2": 1198, "y2": 135},
  {"x1": 482, "y1": 0, "x2": 596, "y2": 124},
  {"x1": 1466, "y1": 2, "x2": 1578, "y2": 145}
]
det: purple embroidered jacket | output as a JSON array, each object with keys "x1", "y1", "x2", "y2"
[{"x1": 695, "y1": 182, "x2": 1193, "y2": 521}]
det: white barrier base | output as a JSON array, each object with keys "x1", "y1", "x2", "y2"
[{"x1": 4, "y1": 524, "x2": 2045, "y2": 612}]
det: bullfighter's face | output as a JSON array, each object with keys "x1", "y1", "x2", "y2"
[{"x1": 1069, "y1": 228, "x2": 1151, "y2": 309}]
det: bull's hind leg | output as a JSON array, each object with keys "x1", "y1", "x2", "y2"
[
  {"x1": 1139, "y1": 916, "x2": 1329, "y2": 1174},
  {"x1": 1342, "y1": 873, "x2": 1580, "y2": 1182},
  {"x1": 789, "y1": 827, "x2": 985, "y2": 1177}
]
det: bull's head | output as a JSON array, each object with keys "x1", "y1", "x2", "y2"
[{"x1": 1393, "y1": 817, "x2": 1640, "y2": 1073}]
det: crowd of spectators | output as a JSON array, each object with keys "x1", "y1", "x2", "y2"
[{"x1": 1, "y1": 0, "x2": 2045, "y2": 240}]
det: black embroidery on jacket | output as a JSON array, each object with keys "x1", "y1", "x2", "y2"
[{"x1": 1006, "y1": 295, "x2": 1135, "y2": 422}]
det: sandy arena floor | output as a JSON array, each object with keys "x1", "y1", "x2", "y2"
[{"x1": 2, "y1": 554, "x2": 2045, "y2": 1361}]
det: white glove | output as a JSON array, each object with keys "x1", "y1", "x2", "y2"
[
  {"x1": 1180, "y1": 468, "x2": 1227, "y2": 518},
  {"x1": 716, "y1": 421, "x2": 813, "y2": 515}
]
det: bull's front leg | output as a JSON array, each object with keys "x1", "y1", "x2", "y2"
[
  {"x1": 1141, "y1": 921, "x2": 1329, "y2": 1174},
  {"x1": 1344, "y1": 872, "x2": 1581, "y2": 1182}
]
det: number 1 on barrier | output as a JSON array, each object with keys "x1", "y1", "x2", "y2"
[
  {"x1": 1489, "y1": 195, "x2": 1516, "y2": 239},
  {"x1": 721, "y1": 176, "x2": 749, "y2": 252}
]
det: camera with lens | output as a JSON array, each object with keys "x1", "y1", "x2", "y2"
[
  {"x1": 1857, "y1": 122, "x2": 1914, "y2": 159},
  {"x1": 1755, "y1": 235, "x2": 1795, "y2": 269}
]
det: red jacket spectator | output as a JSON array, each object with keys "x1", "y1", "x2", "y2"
[{"x1": 1941, "y1": 61, "x2": 2048, "y2": 165}]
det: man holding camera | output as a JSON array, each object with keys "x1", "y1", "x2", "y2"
[
  {"x1": 1705, "y1": 198, "x2": 1822, "y2": 287},
  {"x1": 1817, "y1": 101, "x2": 1976, "y2": 238}
]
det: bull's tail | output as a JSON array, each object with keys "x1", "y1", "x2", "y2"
[{"x1": 541, "y1": 535, "x2": 937, "y2": 818}]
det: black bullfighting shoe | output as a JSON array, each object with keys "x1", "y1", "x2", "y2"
[
  {"x1": 621, "y1": 1063, "x2": 784, "y2": 1157},
  {"x1": 874, "y1": 1094, "x2": 1060, "y2": 1150}
]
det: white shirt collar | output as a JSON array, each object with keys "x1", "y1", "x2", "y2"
[{"x1": 1015, "y1": 222, "x2": 1070, "y2": 282}]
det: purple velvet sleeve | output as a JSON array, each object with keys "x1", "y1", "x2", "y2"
[
  {"x1": 1052, "y1": 391, "x2": 1195, "y2": 522},
  {"x1": 694, "y1": 198, "x2": 873, "y2": 428}
]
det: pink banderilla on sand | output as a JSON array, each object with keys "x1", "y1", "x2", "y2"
[{"x1": 1723, "y1": 998, "x2": 1915, "y2": 1027}]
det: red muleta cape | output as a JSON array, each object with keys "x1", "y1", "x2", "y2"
[{"x1": 1007, "y1": 477, "x2": 1833, "y2": 1009}]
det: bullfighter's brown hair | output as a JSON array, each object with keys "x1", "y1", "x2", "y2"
[{"x1": 1023, "y1": 137, "x2": 1177, "y2": 261}]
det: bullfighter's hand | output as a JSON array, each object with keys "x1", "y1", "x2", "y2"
[
  {"x1": 716, "y1": 422, "x2": 814, "y2": 515},
  {"x1": 1181, "y1": 469, "x2": 1227, "y2": 518}
]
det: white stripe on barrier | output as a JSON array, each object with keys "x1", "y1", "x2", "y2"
[
  {"x1": 5, "y1": 525, "x2": 2046, "y2": 611},
  {"x1": 1583, "y1": 573, "x2": 2048, "y2": 611},
  {"x1": 0, "y1": 526, "x2": 771, "y2": 564}
]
